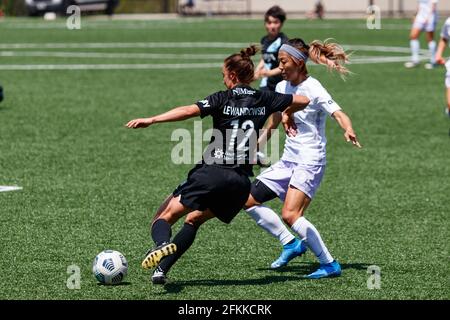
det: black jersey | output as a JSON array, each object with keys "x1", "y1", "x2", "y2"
[
  {"x1": 195, "y1": 84, "x2": 293, "y2": 168},
  {"x1": 260, "y1": 32, "x2": 289, "y2": 91}
]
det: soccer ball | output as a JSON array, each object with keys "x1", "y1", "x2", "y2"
[{"x1": 92, "y1": 250, "x2": 128, "y2": 285}]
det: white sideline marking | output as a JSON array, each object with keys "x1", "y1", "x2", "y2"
[
  {"x1": 0, "y1": 43, "x2": 428, "y2": 55},
  {"x1": 0, "y1": 186, "x2": 22, "y2": 193},
  {"x1": 0, "y1": 42, "x2": 249, "y2": 49},
  {"x1": 0, "y1": 56, "x2": 423, "y2": 70},
  {"x1": 0, "y1": 63, "x2": 223, "y2": 70},
  {"x1": 0, "y1": 21, "x2": 412, "y2": 31},
  {"x1": 0, "y1": 51, "x2": 226, "y2": 60},
  {"x1": 0, "y1": 43, "x2": 428, "y2": 69}
]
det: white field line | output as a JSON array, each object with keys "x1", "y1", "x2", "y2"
[
  {"x1": 0, "y1": 186, "x2": 22, "y2": 193},
  {"x1": 0, "y1": 21, "x2": 412, "y2": 30},
  {"x1": 0, "y1": 51, "x2": 421, "y2": 63},
  {"x1": 0, "y1": 42, "x2": 249, "y2": 49},
  {"x1": 0, "y1": 63, "x2": 223, "y2": 70},
  {"x1": 345, "y1": 44, "x2": 428, "y2": 55},
  {"x1": 0, "y1": 43, "x2": 429, "y2": 55},
  {"x1": 0, "y1": 51, "x2": 227, "y2": 60},
  {"x1": 0, "y1": 56, "x2": 428, "y2": 70},
  {"x1": 0, "y1": 43, "x2": 424, "y2": 53},
  {"x1": 0, "y1": 43, "x2": 429, "y2": 69}
]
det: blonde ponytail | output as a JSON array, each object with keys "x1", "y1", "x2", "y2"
[{"x1": 308, "y1": 39, "x2": 351, "y2": 77}]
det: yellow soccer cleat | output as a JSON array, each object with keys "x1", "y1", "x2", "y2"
[{"x1": 141, "y1": 243, "x2": 177, "y2": 269}]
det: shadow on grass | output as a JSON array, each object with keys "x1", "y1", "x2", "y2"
[
  {"x1": 158, "y1": 262, "x2": 373, "y2": 294},
  {"x1": 159, "y1": 275, "x2": 306, "y2": 294},
  {"x1": 257, "y1": 262, "x2": 373, "y2": 273},
  {"x1": 97, "y1": 281, "x2": 132, "y2": 287}
]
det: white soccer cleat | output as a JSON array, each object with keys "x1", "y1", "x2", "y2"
[
  {"x1": 424, "y1": 63, "x2": 435, "y2": 70},
  {"x1": 404, "y1": 61, "x2": 419, "y2": 68},
  {"x1": 152, "y1": 266, "x2": 168, "y2": 285}
]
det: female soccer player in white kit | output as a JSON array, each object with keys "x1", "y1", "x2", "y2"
[
  {"x1": 435, "y1": 17, "x2": 450, "y2": 120},
  {"x1": 405, "y1": 0, "x2": 439, "y2": 69},
  {"x1": 244, "y1": 38, "x2": 361, "y2": 279}
]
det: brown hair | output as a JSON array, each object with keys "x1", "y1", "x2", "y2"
[
  {"x1": 224, "y1": 45, "x2": 259, "y2": 85},
  {"x1": 265, "y1": 6, "x2": 286, "y2": 24},
  {"x1": 287, "y1": 38, "x2": 351, "y2": 78}
]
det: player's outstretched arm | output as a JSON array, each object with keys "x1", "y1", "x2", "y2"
[
  {"x1": 435, "y1": 38, "x2": 448, "y2": 65},
  {"x1": 126, "y1": 104, "x2": 201, "y2": 129},
  {"x1": 259, "y1": 68, "x2": 282, "y2": 78},
  {"x1": 332, "y1": 110, "x2": 362, "y2": 148},
  {"x1": 253, "y1": 58, "x2": 266, "y2": 80}
]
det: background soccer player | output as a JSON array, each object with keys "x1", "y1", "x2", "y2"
[
  {"x1": 435, "y1": 16, "x2": 450, "y2": 119},
  {"x1": 126, "y1": 46, "x2": 311, "y2": 284},
  {"x1": 253, "y1": 5, "x2": 289, "y2": 166},
  {"x1": 405, "y1": 0, "x2": 439, "y2": 69},
  {"x1": 245, "y1": 38, "x2": 361, "y2": 279}
]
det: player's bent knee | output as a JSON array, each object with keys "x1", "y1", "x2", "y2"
[
  {"x1": 281, "y1": 209, "x2": 301, "y2": 226},
  {"x1": 243, "y1": 195, "x2": 260, "y2": 209}
]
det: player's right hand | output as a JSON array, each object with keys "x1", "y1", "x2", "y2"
[
  {"x1": 281, "y1": 112, "x2": 297, "y2": 137},
  {"x1": 435, "y1": 55, "x2": 446, "y2": 65},
  {"x1": 125, "y1": 118, "x2": 154, "y2": 129}
]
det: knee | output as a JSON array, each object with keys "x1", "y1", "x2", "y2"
[
  {"x1": 184, "y1": 215, "x2": 204, "y2": 229},
  {"x1": 281, "y1": 208, "x2": 301, "y2": 226}
]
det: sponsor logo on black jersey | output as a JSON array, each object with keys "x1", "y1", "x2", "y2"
[{"x1": 232, "y1": 88, "x2": 256, "y2": 96}]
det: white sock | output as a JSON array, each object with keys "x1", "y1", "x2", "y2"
[
  {"x1": 246, "y1": 205, "x2": 295, "y2": 245},
  {"x1": 410, "y1": 39, "x2": 420, "y2": 64},
  {"x1": 428, "y1": 41, "x2": 436, "y2": 64},
  {"x1": 291, "y1": 216, "x2": 334, "y2": 264}
]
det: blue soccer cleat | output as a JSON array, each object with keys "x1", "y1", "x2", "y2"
[
  {"x1": 270, "y1": 238, "x2": 307, "y2": 269},
  {"x1": 305, "y1": 260, "x2": 342, "y2": 279}
]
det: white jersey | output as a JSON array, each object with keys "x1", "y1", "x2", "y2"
[
  {"x1": 417, "y1": 0, "x2": 438, "y2": 18},
  {"x1": 441, "y1": 17, "x2": 450, "y2": 41},
  {"x1": 275, "y1": 77, "x2": 341, "y2": 166}
]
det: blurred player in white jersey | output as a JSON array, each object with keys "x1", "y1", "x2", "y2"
[
  {"x1": 435, "y1": 17, "x2": 450, "y2": 120},
  {"x1": 405, "y1": 0, "x2": 439, "y2": 69},
  {"x1": 244, "y1": 38, "x2": 361, "y2": 279}
]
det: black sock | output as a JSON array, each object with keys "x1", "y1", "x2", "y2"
[
  {"x1": 151, "y1": 219, "x2": 172, "y2": 247},
  {"x1": 159, "y1": 223, "x2": 198, "y2": 274}
]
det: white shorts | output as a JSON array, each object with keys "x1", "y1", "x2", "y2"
[
  {"x1": 445, "y1": 60, "x2": 450, "y2": 88},
  {"x1": 256, "y1": 159, "x2": 325, "y2": 200},
  {"x1": 413, "y1": 13, "x2": 438, "y2": 32}
]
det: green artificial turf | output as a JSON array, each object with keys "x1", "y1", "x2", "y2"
[{"x1": 0, "y1": 17, "x2": 449, "y2": 300}]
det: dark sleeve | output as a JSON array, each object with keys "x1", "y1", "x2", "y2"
[
  {"x1": 262, "y1": 91, "x2": 293, "y2": 113},
  {"x1": 260, "y1": 36, "x2": 266, "y2": 45},
  {"x1": 195, "y1": 91, "x2": 226, "y2": 118}
]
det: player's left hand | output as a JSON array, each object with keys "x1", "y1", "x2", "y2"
[
  {"x1": 344, "y1": 129, "x2": 362, "y2": 148},
  {"x1": 281, "y1": 112, "x2": 297, "y2": 137},
  {"x1": 125, "y1": 118, "x2": 154, "y2": 129}
]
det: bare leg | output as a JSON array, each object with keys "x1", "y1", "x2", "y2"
[
  {"x1": 447, "y1": 88, "x2": 450, "y2": 111},
  {"x1": 282, "y1": 186, "x2": 335, "y2": 266},
  {"x1": 142, "y1": 195, "x2": 193, "y2": 269}
]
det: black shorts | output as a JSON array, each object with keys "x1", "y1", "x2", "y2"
[
  {"x1": 173, "y1": 163, "x2": 251, "y2": 224},
  {"x1": 250, "y1": 179, "x2": 278, "y2": 203}
]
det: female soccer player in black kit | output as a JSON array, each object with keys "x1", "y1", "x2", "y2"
[{"x1": 126, "y1": 45, "x2": 310, "y2": 284}]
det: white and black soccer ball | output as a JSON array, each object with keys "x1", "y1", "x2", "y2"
[{"x1": 93, "y1": 250, "x2": 128, "y2": 285}]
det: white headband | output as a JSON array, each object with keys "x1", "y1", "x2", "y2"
[{"x1": 279, "y1": 44, "x2": 309, "y2": 62}]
